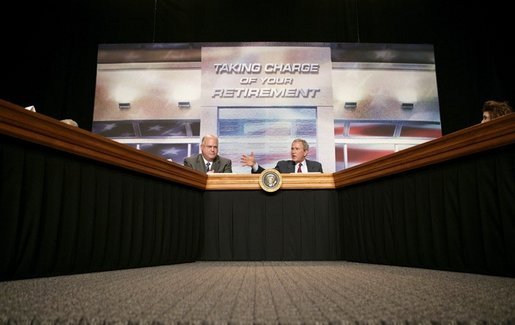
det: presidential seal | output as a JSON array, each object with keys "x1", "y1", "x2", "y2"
[{"x1": 258, "y1": 168, "x2": 282, "y2": 192}]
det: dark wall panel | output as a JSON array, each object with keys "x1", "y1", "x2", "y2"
[
  {"x1": 201, "y1": 190, "x2": 341, "y2": 261},
  {"x1": 338, "y1": 144, "x2": 515, "y2": 277},
  {"x1": 0, "y1": 135, "x2": 203, "y2": 281},
  {"x1": 199, "y1": 145, "x2": 515, "y2": 277}
]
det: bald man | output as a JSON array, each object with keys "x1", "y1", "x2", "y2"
[{"x1": 184, "y1": 135, "x2": 232, "y2": 173}]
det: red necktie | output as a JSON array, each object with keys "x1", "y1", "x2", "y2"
[{"x1": 297, "y1": 163, "x2": 302, "y2": 173}]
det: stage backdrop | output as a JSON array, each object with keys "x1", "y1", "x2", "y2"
[{"x1": 92, "y1": 42, "x2": 441, "y2": 173}]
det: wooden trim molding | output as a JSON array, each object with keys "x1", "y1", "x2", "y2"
[
  {"x1": 0, "y1": 99, "x2": 206, "y2": 189},
  {"x1": 1, "y1": 99, "x2": 514, "y2": 191},
  {"x1": 332, "y1": 113, "x2": 515, "y2": 188},
  {"x1": 204, "y1": 173, "x2": 335, "y2": 190}
]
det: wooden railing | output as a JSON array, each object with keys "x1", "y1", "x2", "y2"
[
  {"x1": 0, "y1": 99, "x2": 206, "y2": 189},
  {"x1": 1, "y1": 99, "x2": 514, "y2": 190},
  {"x1": 204, "y1": 173, "x2": 335, "y2": 190},
  {"x1": 332, "y1": 112, "x2": 515, "y2": 188}
]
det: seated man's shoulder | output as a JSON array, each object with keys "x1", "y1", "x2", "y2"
[
  {"x1": 218, "y1": 155, "x2": 232, "y2": 163},
  {"x1": 308, "y1": 159, "x2": 323, "y2": 172},
  {"x1": 274, "y1": 160, "x2": 294, "y2": 172},
  {"x1": 185, "y1": 154, "x2": 198, "y2": 161},
  {"x1": 276, "y1": 160, "x2": 293, "y2": 166}
]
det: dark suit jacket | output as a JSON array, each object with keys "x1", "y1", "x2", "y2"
[
  {"x1": 252, "y1": 159, "x2": 323, "y2": 174},
  {"x1": 184, "y1": 154, "x2": 232, "y2": 173}
]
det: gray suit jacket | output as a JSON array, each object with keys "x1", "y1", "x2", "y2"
[
  {"x1": 252, "y1": 159, "x2": 323, "y2": 174},
  {"x1": 184, "y1": 154, "x2": 232, "y2": 173}
]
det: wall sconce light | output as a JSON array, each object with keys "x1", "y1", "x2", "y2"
[
  {"x1": 178, "y1": 101, "x2": 191, "y2": 109},
  {"x1": 344, "y1": 102, "x2": 357, "y2": 109},
  {"x1": 401, "y1": 103, "x2": 414, "y2": 110},
  {"x1": 118, "y1": 103, "x2": 131, "y2": 109}
]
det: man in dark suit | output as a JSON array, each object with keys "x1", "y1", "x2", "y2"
[
  {"x1": 184, "y1": 135, "x2": 232, "y2": 173},
  {"x1": 241, "y1": 138, "x2": 323, "y2": 173}
]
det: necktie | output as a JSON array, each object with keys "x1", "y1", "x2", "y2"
[
  {"x1": 297, "y1": 163, "x2": 302, "y2": 173},
  {"x1": 206, "y1": 162, "x2": 211, "y2": 172}
]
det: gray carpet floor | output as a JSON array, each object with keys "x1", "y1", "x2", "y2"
[{"x1": 1, "y1": 261, "x2": 514, "y2": 324}]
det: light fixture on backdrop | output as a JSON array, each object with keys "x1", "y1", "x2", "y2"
[
  {"x1": 178, "y1": 101, "x2": 191, "y2": 109},
  {"x1": 344, "y1": 102, "x2": 357, "y2": 109},
  {"x1": 401, "y1": 103, "x2": 414, "y2": 110}
]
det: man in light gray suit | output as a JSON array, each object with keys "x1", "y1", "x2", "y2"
[
  {"x1": 241, "y1": 138, "x2": 323, "y2": 174},
  {"x1": 184, "y1": 135, "x2": 232, "y2": 173}
]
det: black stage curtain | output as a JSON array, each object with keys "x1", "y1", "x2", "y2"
[
  {"x1": 0, "y1": 136, "x2": 203, "y2": 281},
  {"x1": 201, "y1": 190, "x2": 341, "y2": 261},
  {"x1": 339, "y1": 144, "x2": 515, "y2": 277},
  {"x1": 200, "y1": 145, "x2": 514, "y2": 277},
  {"x1": 2, "y1": 135, "x2": 513, "y2": 279}
]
